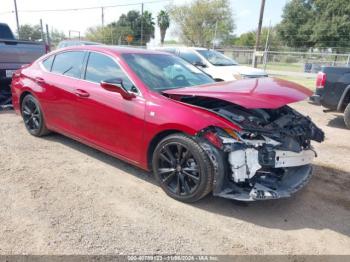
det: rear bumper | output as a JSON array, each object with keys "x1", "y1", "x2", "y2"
[
  {"x1": 309, "y1": 94, "x2": 321, "y2": 105},
  {"x1": 0, "y1": 77, "x2": 12, "y2": 106}
]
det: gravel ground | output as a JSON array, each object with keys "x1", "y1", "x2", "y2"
[{"x1": 0, "y1": 101, "x2": 349, "y2": 255}]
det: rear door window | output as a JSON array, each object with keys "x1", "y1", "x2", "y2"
[
  {"x1": 41, "y1": 55, "x2": 54, "y2": 71},
  {"x1": 51, "y1": 51, "x2": 85, "y2": 78}
]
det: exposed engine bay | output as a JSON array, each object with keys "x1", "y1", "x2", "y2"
[{"x1": 180, "y1": 96, "x2": 325, "y2": 201}]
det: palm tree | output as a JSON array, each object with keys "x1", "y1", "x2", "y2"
[
  {"x1": 141, "y1": 11, "x2": 155, "y2": 44},
  {"x1": 157, "y1": 10, "x2": 170, "y2": 45}
]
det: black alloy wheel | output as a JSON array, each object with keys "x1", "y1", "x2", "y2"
[
  {"x1": 152, "y1": 134, "x2": 214, "y2": 203},
  {"x1": 21, "y1": 95, "x2": 49, "y2": 136}
]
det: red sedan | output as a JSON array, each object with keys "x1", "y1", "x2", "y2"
[{"x1": 11, "y1": 46, "x2": 324, "y2": 202}]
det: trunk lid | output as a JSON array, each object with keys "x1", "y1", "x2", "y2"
[{"x1": 163, "y1": 77, "x2": 312, "y2": 109}]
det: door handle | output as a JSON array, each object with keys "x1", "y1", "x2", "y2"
[
  {"x1": 35, "y1": 77, "x2": 45, "y2": 84},
  {"x1": 74, "y1": 89, "x2": 90, "y2": 98}
]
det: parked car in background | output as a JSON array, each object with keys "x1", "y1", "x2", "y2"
[
  {"x1": 310, "y1": 66, "x2": 350, "y2": 128},
  {"x1": 0, "y1": 23, "x2": 47, "y2": 105},
  {"x1": 151, "y1": 46, "x2": 268, "y2": 81},
  {"x1": 56, "y1": 40, "x2": 101, "y2": 49},
  {"x1": 12, "y1": 46, "x2": 324, "y2": 202}
]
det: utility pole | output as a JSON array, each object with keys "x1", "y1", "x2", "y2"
[
  {"x1": 140, "y1": 2, "x2": 144, "y2": 46},
  {"x1": 45, "y1": 24, "x2": 51, "y2": 51},
  {"x1": 263, "y1": 20, "x2": 271, "y2": 70},
  {"x1": 101, "y1": 7, "x2": 105, "y2": 28},
  {"x1": 212, "y1": 21, "x2": 218, "y2": 49},
  {"x1": 101, "y1": 7, "x2": 105, "y2": 43},
  {"x1": 40, "y1": 19, "x2": 45, "y2": 43},
  {"x1": 13, "y1": 0, "x2": 20, "y2": 38},
  {"x1": 252, "y1": 0, "x2": 266, "y2": 68}
]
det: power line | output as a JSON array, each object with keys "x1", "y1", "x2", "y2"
[{"x1": 0, "y1": 0, "x2": 171, "y2": 14}]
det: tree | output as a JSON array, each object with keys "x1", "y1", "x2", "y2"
[
  {"x1": 233, "y1": 27, "x2": 282, "y2": 49},
  {"x1": 50, "y1": 29, "x2": 66, "y2": 47},
  {"x1": 234, "y1": 31, "x2": 255, "y2": 47},
  {"x1": 168, "y1": 0, "x2": 235, "y2": 47},
  {"x1": 277, "y1": 0, "x2": 314, "y2": 48},
  {"x1": 86, "y1": 10, "x2": 155, "y2": 45},
  {"x1": 86, "y1": 24, "x2": 132, "y2": 45},
  {"x1": 157, "y1": 10, "x2": 170, "y2": 45},
  {"x1": 277, "y1": 0, "x2": 350, "y2": 50},
  {"x1": 139, "y1": 11, "x2": 155, "y2": 44},
  {"x1": 116, "y1": 10, "x2": 154, "y2": 45},
  {"x1": 311, "y1": 0, "x2": 350, "y2": 50},
  {"x1": 18, "y1": 24, "x2": 43, "y2": 41}
]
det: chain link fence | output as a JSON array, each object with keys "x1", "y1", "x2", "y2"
[{"x1": 218, "y1": 48, "x2": 350, "y2": 73}]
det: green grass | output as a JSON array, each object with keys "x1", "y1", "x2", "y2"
[
  {"x1": 240, "y1": 62, "x2": 304, "y2": 73},
  {"x1": 258, "y1": 63, "x2": 303, "y2": 72},
  {"x1": 274, "y1": 75, "x2": 315, "y2": 90}
]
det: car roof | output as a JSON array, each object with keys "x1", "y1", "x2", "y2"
[
  {"x1": 61, "y1": 40, "x2": 98, "y2": 44},
  {"x1": 58, "y1": 45, "x2": 171, "y2": 55},
  {"x1": 157, "y1": 46, "x2": 208, "y2": 50}
]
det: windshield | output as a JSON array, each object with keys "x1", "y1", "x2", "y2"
[
  {"x1": 122, "y1": 53, "x2": 214, "y2": 91},
  {"x1": 196, "y1": 49, "x2": 238, "y2": 66}
]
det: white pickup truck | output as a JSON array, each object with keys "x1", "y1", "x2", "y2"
[
  {"x1": 0, "y1": 23, "x2": 46, "y2": 105},
  {"x1": 151, "y1": 46, "x2": 268, "y2": 81}
]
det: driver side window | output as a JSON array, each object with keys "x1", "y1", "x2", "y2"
[{"x1": 85, "y1": 52, "x2": 135, "y2": 92}]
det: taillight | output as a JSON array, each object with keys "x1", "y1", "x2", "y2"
[{"x1": 316, "y1": 72, "x2": 326, "y2": 88}]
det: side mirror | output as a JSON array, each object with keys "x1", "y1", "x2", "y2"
[
  {"x1": 193, "y1": 61, "x2": 207, "y2": 68},
  {"x1": 100, "y1": 78, "x2": 135, "y2": 100}
]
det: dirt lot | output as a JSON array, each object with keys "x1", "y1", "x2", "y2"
[{"x1": 0, "y1": 101, "x2": 349, "y2": 255}]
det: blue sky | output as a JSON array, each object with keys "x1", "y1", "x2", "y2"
[
  {"x1": 232, "y1": 0, "x2": 289, "y2": 34},
  {"x1": 1, "y1": 0, "x2": 289, "y2": 42}
]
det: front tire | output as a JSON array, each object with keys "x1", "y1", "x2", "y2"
[
  {"x1": 152, "y1": 134, "x2": 214, "y2": 203},
  {"x1": 21, "y1": 94, "x2": 50, "y2": 137}
]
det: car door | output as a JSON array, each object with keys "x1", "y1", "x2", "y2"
[
  {"x1": 73, "y1": 51, "x2": 146, "y2": 163},
  {"x1": 40, "y1": 51, "x2": 86, "y2": 135}
]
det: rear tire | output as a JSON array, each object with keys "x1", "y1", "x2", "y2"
[
  {"x1": 152, "y1": 133, "x2": 214, "y2": 203},
  {"x1": 21, "y1": 94, "x2": 50, "y2": 137},
  {"x1": 344, "y1": 103, "x2": 350, "y2": 129}
]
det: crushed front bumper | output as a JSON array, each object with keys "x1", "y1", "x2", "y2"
[{"x1": 215, "y1": 164, "x2": 313, "y2": 201}]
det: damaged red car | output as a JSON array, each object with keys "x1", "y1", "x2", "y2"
[{"x1": 11, "y1": 46, "x2": 324, "y2": 202}]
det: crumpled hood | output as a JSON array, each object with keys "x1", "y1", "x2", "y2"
[{"x1": 163, "y1": 77, "x2": 312, "y2": 109}]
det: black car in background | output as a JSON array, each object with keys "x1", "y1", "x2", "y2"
[
  {"x1": 311, "y1": 66, "x2": 350, "y2": 128},
  {"x1": 0, "y1": 23, "x2": 47, "y2": 107}
]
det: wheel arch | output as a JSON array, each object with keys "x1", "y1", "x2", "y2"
[
  {"x1": 337, "y1": 85, "x2": 350, "y2": 112},
  {"x1": 19, "y1": 91, "x2": 33, "y2": 110},
  {"x1": 147, "y1": 129, "x2": 185, "y2": 170}
]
